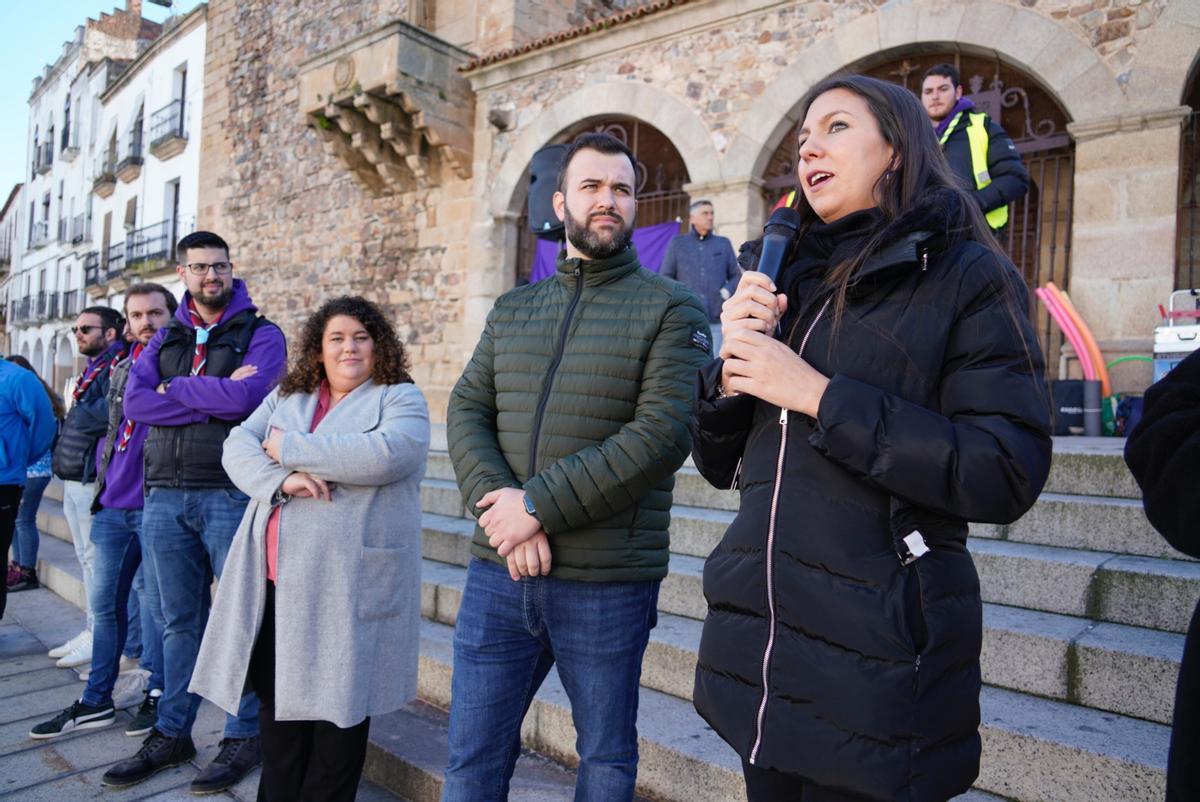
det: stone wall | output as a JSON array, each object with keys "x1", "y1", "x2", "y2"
[{"x1": 199, "y1": 0, "x2": 475, "y2": 417}]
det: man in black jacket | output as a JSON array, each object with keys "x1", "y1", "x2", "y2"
[
  {"x1": 1125, "y1": 349, "x2": 1200, "y2": 802},
  {"x1": 48, "y1": 305, "x2": 125, "y2": 670},
  {"x1": 921, "y1": 64, "x2": 1029, "y2": 234}
]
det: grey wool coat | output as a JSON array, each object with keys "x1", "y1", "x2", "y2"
[{"x1": 189, "y1": 379, "x2": 430, "y2": 728}]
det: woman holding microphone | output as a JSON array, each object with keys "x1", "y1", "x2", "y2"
[
  {"x1": 690, "y1": 75, "x2": 1052, "y2": 801},
  {"x1": 192, "y1": 296, "x2": 429, "y2": 801}
]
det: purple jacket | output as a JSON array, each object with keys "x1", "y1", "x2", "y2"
[{"x1": 125, "y1": 280, "x2": 287, "y2": 428}]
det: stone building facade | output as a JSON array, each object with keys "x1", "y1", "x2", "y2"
[{"x1": 197, "y1": 0, "x2": 1200, "y2": 418}]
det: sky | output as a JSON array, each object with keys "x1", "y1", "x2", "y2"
[{"x1": 0, "y1": 0, "x2": 203, "y2": 198}]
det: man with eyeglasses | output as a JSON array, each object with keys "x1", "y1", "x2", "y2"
[
  {"x1": 107, "y1": 231, "x2": 286, "y2": 793},
  {"x1": 48, "y1": 306, "x2": 127, "y2": 670}
]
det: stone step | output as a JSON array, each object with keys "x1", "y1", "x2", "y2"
[
  {"x1": 364, "y1": 700, "x2": 581, "y2": 802},
  {"x1": 420, "y1": 510, "x2": 1200, "y2": 637},
  {"x1": 418, "y1": 557, "x2": 1182, "y2": 726},
  {"x1": 416, "y1": 617, "x2": 749, "y2": 802},
  {"x1": 970, "y1": 538, "x2": 1200, "y2": 635},
  {"x1": 416, "y1": 614, "x2": 1167, "y2": 802},
  {"x1": 28, "y1": 501, "x2": 1161, "y2": 801}
]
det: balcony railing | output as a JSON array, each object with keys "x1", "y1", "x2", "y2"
[
  {"x1": 70, "y1": 214, "x2": 90, "y2": 244},
  {"x1": 116, "y1": 131, "x2": 144, "y2": 180},
  {"x1": 93, "y1": 152, "x2": 117, "y2": 195},
  {"x1": 84, "y1": 251, "x2": 101, "y2": 286},
  {"x1": 150, "y1": 100, "x2": 186, "y2": 145},
  {"x1": 127, "y1": 218, "x2": 191, "y2": 271},
  {"x1": 61, "y1": 288, "x2": 82, "y2": 318},
  {"x1": 106, "y1": 241, "x2": 126, "y2": 276},
  {"x1": 34, "y1": 142, "x2": 53, "y2": 175},
  {"x1": 30, "y1": 220, "x2": 51, "y2": 249},
  {"x1": 57, "y1": 218, "x2": 69, "y2": 243},
  {"x1": 11, "y1": 295, "x2": 34, "y2": 324}
]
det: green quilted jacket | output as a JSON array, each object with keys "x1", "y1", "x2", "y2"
[{"x1": 447, "y1": 246, "x2": 712, "y2": 581}]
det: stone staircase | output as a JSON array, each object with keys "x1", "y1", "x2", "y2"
[{"x1": 27, "y1": 434, "x2": 1194, "y2": 802}]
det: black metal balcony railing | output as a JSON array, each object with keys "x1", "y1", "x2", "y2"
[
  {"x1": 30, "y1": 220, "x2": 51, "y2": 249},
  {"x1": 35, "y1": 290, "x2": 47, "y2": 320},
  {"x1": 61, "y1": 288, "x2": 82, "y2": 318},
  {"x1": 12, "y1": 295, "x2": 34, "y2": 323},
  {"x1": 150, "y1": 99, "x2": 186, "y2": 145},
  {"x1": 127, "y1": 218, "x2": 189, "y2": 270},
  {"x1": 70, "y1": 214, "x2": 90, "y2": 243},
  {"x1": 106, "y1": 241, "x2": 126, "y2": 276},
  {"x1": 84, "y1": 251, "x2": 101, "y2": 286},
  {"x1": 117, "y1": 132, "x2": 144, "y2": 171},
  {"x1": 34, "y1": 142, "x2": 53, "y2": 174},
  {"x1": 93, "y1": 152, "x2": 117, "y2": 184}
]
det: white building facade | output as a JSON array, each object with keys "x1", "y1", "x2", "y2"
[
  {"x1": 5, "y1": 1, "x2": 204, "y2": 389},
  {"x1": 88, "y1": 6, "x2": 206, "y2": 319}
]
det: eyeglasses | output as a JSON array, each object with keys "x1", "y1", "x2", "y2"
[
  {"x1": 71, "y1": 325, "x2": 101, "y2": 335},
  {"x1": 183, "y1": 261, "x2": 233, "y2": 276}
]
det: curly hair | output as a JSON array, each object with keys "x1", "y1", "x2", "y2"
[{"x1": 278, "y1": 296, "x2": 412, "y2": 397}]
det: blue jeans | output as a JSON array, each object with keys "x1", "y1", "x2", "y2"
[
  {"x1": 141, "y1": 486, "x2": 259, "y2": 740},
  {"x1": 82, "y1": 507, "x2": 158, "y2": 706},
  {"x1": 443, "y1": 558, "x2": 659, "y2": 802},
  {"x1": 11, "y1": 475, "x2": 50, "y2": 567}
]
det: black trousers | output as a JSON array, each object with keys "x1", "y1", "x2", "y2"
[
  {"x1": 0, "y1": 484, "x2": 23, "y2": 620},
  {"x1": 742, "y1": 758, "x2": 875, "y2": 802},
  {"x1": 250, "y1": 582, "x2": 371, "y2": 802}
]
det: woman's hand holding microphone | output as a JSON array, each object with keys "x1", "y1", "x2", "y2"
[{"x1": 719, "y1": 271, "x2": 830, "y2": 418}]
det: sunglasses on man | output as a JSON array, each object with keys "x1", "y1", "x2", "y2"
[{"x1": 71, "y1": 325, "x2": 105, "y2": 335}]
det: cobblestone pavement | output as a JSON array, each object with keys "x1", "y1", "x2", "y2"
[{"x1": 0, "y1": 587, "x2": 402, "y2": 801}]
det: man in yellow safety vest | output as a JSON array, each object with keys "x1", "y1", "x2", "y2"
[{"x1": 921, "y1": 63, "x2": 1030, "y2": 233}]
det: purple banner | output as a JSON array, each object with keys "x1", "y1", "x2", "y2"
[{"x1": 528, "y1": 221, "x2": 683, "y2": 283}]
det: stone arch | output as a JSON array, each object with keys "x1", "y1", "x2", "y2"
[
  {"x1": 488, "y1": 81, "x2": 721, "y2": 219},
  {"x1": 722, "y1": 0, "x2": 1123, "y2": 182},
  {"x1": 54, "y1": 333, "x2": 74, "y2": 390},
  {"x1": 32, "y1": 339, "x2": 45, "y2": 379}
]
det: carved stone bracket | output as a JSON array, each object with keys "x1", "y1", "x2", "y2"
[{"x1": 299, "y1": 21, "x2": 474, "y2": 195}]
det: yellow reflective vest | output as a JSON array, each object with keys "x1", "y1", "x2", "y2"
[{"x1": 940, "y1": 111, "x2": 1009, "y2": 229}]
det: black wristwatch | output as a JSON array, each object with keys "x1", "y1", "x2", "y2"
[{"x1": 522, "y1": 493, "x2": 540, "y2": 521}]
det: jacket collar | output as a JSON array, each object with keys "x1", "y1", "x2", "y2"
[
  {"x1": 555, "y1": 245, "x2": 641, "y2": 288},
  {"x1": 277, "y1": 378, "x2": 385, "y2": 434}
]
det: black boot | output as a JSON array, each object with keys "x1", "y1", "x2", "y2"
[
  {"x1": 190, "y1": 735, "x2": 262, "y2": 795},
  {"x1": 102, "y1": 728, "x2": 197, "y2": 788}
]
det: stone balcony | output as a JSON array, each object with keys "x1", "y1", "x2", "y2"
[{"x1": 298, "y1": 20, "x2": 474, "y2": 195}]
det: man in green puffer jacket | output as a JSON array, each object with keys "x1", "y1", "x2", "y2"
[{"x1": 443, "y1": 133, "x2": 711, "y2": 801}]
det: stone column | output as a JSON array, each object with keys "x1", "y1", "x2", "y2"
[
  {"x1": 682, "y1": 177, "x2": 766, "y2": 254},
  {"x1": 1065, "y1": 106, "x2": 1190, "y2": 393}
]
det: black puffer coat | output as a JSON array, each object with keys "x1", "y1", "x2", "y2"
[{"x1": 691, "y1": 191, "x2": 1052, "y2": 801}]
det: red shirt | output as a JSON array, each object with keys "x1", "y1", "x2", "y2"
[{"x1": 265, "y1": 382, "x2": 334, "y2": 582}]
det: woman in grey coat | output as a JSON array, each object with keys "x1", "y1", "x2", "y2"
[{"x1": 191, "y1": 296, "x2": 429, "y2": 801}]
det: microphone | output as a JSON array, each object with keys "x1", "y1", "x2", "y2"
[{"x1": 755, "y1": 206, "x2": 802, "y2": 284}]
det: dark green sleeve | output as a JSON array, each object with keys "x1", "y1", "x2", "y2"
[
  {"x1": 447, "y1": 309, "x2": 520, "y2": 516},
  {"x1": 523, "y1": 287, "x2": 711, "y2": 535}
]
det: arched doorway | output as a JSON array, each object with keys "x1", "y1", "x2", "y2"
[
  {"x1": 1177, "y1": 58, "x2": 1200, "y2": 290},
  {"x1": 32, "y1": 339, "x2": 45, "y2": 381},
  {"x1": 514, "y1": 117, "x2": 691, "y2": 284},
  {"x1": 760, "y1": 50, "x2": 1075, "y2": 364}
]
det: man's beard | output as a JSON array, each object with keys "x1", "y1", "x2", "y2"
[
  {"x1": 79, "y1": 339, "x2": 106, "y2": 357},
  {"x1": 195, "y1": 283, "x2": 233, "y2": 311},
  {"x1": 564, "y1": 207, "x2": 633, "y2": 260}
]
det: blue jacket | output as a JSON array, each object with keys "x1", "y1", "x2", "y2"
[
  {"x1": 659, "y1": 227, "x2": 741, "y2": 322},
  {"x1": 0, "y1": 360, "x2": 56, "y2": 487}
]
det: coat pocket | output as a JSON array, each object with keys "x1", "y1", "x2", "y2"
[
  {"x1": 356, "y1": 546, "x2": 410, "y2": 622},
  {"x1": 902, "y1": 562, "x2": 929, "y2": 656}
]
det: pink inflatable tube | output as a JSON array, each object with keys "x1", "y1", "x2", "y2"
[
  {"x1": 1046, "y1": 282, "x2": 1111, "y2": 397},
  {"x1": 1036, "y1": 287, "x2": 1097, "y2": 381}
]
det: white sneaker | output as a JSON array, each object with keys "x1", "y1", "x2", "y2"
[
  {"x1": 48, "y1": 629, "x2": 88, "y2": 659},
  {"x1": 55, "y1": 631, "x2": 93, "y2": 668},
  {"x1": 112, "y1": 669, "x2": 149, "y2": 710}
]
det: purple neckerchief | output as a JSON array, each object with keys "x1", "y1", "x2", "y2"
[{"x1": 934, "y1": 96, "x2": 977, "y2": 141}]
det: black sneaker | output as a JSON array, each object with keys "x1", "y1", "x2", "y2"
[
  {"x1": 8, "y1": 566, "x2": 38, "y2": 592},
  {"x1": 29, "y1": 699, "x2": 115, "y2": 739},
  {"x1": 125, "y1": 689, "x2": 161, "y2": 737},
  {"x1": 189, "y1": 736, "x2": 261, "y2": 795},
  {"x1": 101, "y1": 728, "x2": 197, "y2": 789}
]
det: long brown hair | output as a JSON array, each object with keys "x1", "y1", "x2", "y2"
[
  {"x1": 278, "y1": 296, "x2": 412, "y2": 397},
  {"x1": 6, "y1": 355, "x2": 65, "y2": 419},
  {"x1": 787, "y1": 74, "x2": 1003, "y2": 335}
]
